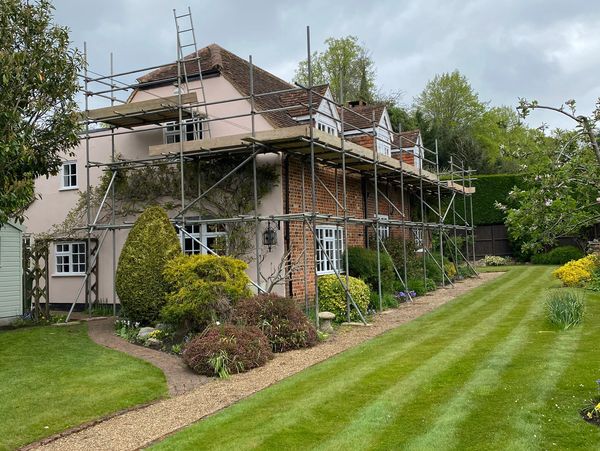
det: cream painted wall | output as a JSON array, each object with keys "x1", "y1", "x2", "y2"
[{"x1": 24, "y1": 74, "x2": 287, "y2": 305}]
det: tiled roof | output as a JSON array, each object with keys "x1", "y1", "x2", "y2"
[
  {"x1": 137, "y1": 44, "x2": 299, "y2": 128},
  {"x1": 392, "y1": 130, "x2": 420, "y2": 148},
  {"x1": 278, "y1": 84, "x2": 330, "y2": 118},
  {"x1": 339, "y1": 104, "x2": 386, "y2": 132}
]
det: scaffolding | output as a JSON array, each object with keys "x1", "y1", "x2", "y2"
[{"x1": 65, "y1": 16, "x2": 477, "y2": 323}]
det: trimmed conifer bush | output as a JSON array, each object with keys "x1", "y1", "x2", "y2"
[
  {"x1": 183, "y1": 324, "x2": 273, "y2": 377},
  {"x1": 233, "y1": 294, "x2": 318, "y2": 352},
  {"x1": 161, "y1": 254, "x2": 251, "y2": 333},
  {"x1": 115, "y1": 205, "x2": 181, "y2": 324}
]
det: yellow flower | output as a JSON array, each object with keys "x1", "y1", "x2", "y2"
[
  {"x1": 595, "y1": 402, "x2": 600, "y2": 411},
  {"x1": 588, "y1": 412, "x2": 594, "y2": 419}
]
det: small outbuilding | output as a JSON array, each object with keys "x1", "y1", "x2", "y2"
[{"x1": 0, "y1": 221, "x2": 24, "y2": 325}]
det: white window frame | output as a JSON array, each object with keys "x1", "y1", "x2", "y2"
[
  {"x1": 377, "y1": 140, "x2": 391, "y2": 157},
  {"x1": 164, "y1": 118, "x2": 202, "y2": 144},
  {"x1": 315, "y1": 225, "x2": 344, "y2": 275},
  {"x1": 180, "y1": 222, "x2": 227, "y2": 255},
  {"x1": 60, "y1": 161, "x2": 78, "y2": 190},
  {"x1": 54, "y1": 241, "x2": 86, "y2": 275},
  {"x1": 376, "y1": 214, "x2": 390, "y2": 239},
  {"x1": 316, "y1": 121, "x2": 337, "y2": 136}
]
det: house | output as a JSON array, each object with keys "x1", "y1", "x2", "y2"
[
  {"x1": 23, "y1": 43, "x2": 472, "y2": 310},
  {"x1": 0, "y1": 222, "x2": 24, "y2": 325}
]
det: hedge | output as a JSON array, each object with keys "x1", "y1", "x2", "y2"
[{"x1": 469, "y1": 173, "x2": 526, "y2": 225}]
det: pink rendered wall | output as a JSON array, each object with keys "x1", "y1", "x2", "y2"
[{"x1": 24, "y1": 74, "x2": 287, "y2": 305}]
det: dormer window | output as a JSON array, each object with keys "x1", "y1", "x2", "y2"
[
  {"x1": 317, "y1": 121, "x2": 337, "y2": 136},
  {"x1": 164, "y1": 118, "x2": 202, "y2": 144},
  {"x1": 377, "y1": 141, "x2": 391, "y2": 157}
]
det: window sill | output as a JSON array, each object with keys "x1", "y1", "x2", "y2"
[
  {"x1": 316, "y1": 270, "x2": 345, "y2": 276},
  {"x1": 52, "y1": 273, "x2": 86, "y2": 278},
  {"x1": 59, "y1": 186, "x2": 79, "y2": 192}
]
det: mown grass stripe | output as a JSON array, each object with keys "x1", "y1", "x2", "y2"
[
  {"x1": 399, "y1": 269, "x2": 551, "y2": 450},
  {"x1": 308, "y1": 267, "x2": 547, "y2": 450}
]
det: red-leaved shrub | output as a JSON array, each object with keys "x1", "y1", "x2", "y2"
[
  {"x1": 182, "y1": 324, "x2": 272, "y2": 376},
  {"x1": 233, "y1": 294, "x2": 318, "y2": 352}
]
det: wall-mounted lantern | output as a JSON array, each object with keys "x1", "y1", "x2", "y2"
[{"x1": 263, "y1": 221, "x2": 278, "y2": 251}]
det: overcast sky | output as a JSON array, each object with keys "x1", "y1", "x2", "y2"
[{"x1": 52, "y1": 0, "x2": 600, "y2": 129}]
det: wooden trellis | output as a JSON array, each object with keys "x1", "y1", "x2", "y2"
[{"x1": 22, "y1": 239, "x2": 50, "y2": 320}]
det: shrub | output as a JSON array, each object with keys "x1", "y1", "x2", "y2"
[
  {"x1": 317, "y1": 274, "x2": 370, "y2": 321},
  {"x1": 457, "y1": 264, "x2": 476, "y2": 279},
  {"x1": 553, "y1": 255, "x2": 598, "y2": 287},
  {"x1": 115, "y1": 206, "x2": 181, "y2": 324},
  {"x1": 233, "y1": 294, "x2": 317, "y2": 352},
  {"x1": 368, "y1": 292, "x2": 399, "y2": 311},
  {"x1": 383, "y1": 238, "x2": 423, "y2": 280},
  {"x1": 424, "y1": 251, "x2": 455, "y2": 284},
  {"x1": 161, "y1": 254, "x2": 252, "y2": 333},
  {"x1": 531, "y1": 246, "x2": 584, "y2": 265},
  {"x1": 545, "y1": 290, "x2": 585, "y2": 330},
  {"x1": 483, "y1": 255, "x2": 508, "y2": 266},
  {"x1": 406, "y1": 277, "x2": 436, "y2": 296},
  {"x1": 183, "y1": 324, "x2": 273, "y2": 377},
  {"x1": 346, "y1": 247, "x2": 396, "y2": 294}
]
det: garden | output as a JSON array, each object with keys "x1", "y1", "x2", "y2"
[{"x1": 111, "y1": 205, "x2": 477, "y2": 381}]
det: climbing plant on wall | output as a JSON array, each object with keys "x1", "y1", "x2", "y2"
[{"x1": 52, "y1": 156, "x2": 279, "y2": 259}]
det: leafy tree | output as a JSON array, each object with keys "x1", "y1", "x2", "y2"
[
  {"x1": 414, "y1": 70, "x2": 486, "y2": 167},
  {"x1": 294, "y1": 36, "x2": 376, "y2": 103},
  {"x1": 499, "y1": 129, "x2": 600, "y2": 253},
  {"x1": 0, "y1": 0, "x2": 83, "y2": 225}
]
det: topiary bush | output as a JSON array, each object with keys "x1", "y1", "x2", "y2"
[
  {"x1": 317, "y1": 274, "x2": 370, "y2": 321},
  {"x1": 346, "y1": 247, "x2": 396, "y2": 294},
  {"x1": 531, "y1": 246, "x2": 584, "y2": 265},
  {"x1": 161, "y1": 254, "x2": 251, "y2": 334},
  {"x1": 115, "y1": 205, "x2": 181, "y2": 325},
  {"x1": 182, "y1": 324, "x2": 273, "y2": 377},
  {"x1": 233, "y1": 294, "x2": 318, "y2": 352}
]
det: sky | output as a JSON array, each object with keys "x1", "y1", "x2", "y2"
[{"x1": 52, "y1": 0, "x2": 600, "y2": 130}]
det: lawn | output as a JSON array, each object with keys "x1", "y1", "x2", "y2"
[
  {"x1": 153, "y1": 266, "x2": 600, "y2": 450},
  {"x1": 0, "y1": 323, "x2": 167, "y2": 450}
]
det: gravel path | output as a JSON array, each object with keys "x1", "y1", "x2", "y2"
[
  {"x1": 86, "y1": 319, "x2": 210, "y2": 396},
  {"x1": 30, "y1": 273, "x2": 502, "y2": 451}
]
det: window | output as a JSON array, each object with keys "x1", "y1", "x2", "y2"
[
  {"x1": 55, "y1": 242, "x2": 86, "y2": 274},
  {"x1": 61, "y1": 161, "x2": 77, "y2": 189},
  {"x1": 377, "y1": 141, "x2": 391, "y2": 157},
  {"x1": 180, "y1": 223, "x2": 227, "y2": 255},
  {"x1": 164, "y1": 118, "x2": 202, "y2": 144},
  {"x1": 315, "y1": 226, "x2": 344, "y2": 275},
  {"x1": 376, "y1": 214, "x2": 389, "y2": 239},
  {"x1": 316, "y1": 121, "x2": 337, "y2": 136}
]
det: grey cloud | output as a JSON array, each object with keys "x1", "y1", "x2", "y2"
[{"x1": 52, "y1": 0, "x2": 600, "y2": 129}]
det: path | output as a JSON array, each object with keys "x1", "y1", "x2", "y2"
[
  {"x1": 87, "y1": 318, "x2": 209, "y2": 396},
  {"x1": 30, "y1": 273, "x2": 502, "y2": 451}
]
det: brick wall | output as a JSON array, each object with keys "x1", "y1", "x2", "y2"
[{"x1": 284, "y1": 154, "x2": 411, "y2": 300}]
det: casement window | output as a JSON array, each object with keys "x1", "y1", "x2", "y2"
[
  {"x1": 315, "y1": 225, "x2": 344, "y2": 275},
  {"x1": 164, "y1": 118, "x2": 202, "y2": 144},
  {"x1": 55, "y1": 242, "x2": 86, "y2": 275},
  {"x1": 376, "y1": 214, "x2": 390, "y2": 239},
  {"x1": 316, "y1": 121, "x2": 337, "y2": 136},
  {"x1": 377, "y1": 141, "x2": 391, "y2": 157},
  {"x1": 180, "y1": 223, "x2": 227, "y2": 255},
  {"x1": 61, "y1": 161, "x2": 78, "y2": 190}
]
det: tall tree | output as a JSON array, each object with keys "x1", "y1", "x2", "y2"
[
  {"x1": 294, "y1": 36, "x2": 376, "y2": 103},
  {"x1": 414, "y1": 70, "x2": 486, "y2": 167},
  {"x1": 0, "y1": 0, "x2": 83, "y2": 225}
]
